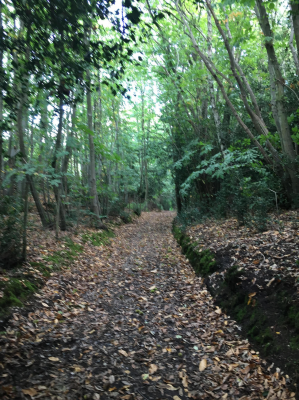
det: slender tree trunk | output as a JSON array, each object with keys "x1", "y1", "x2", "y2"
[
  {"x1": 205, "y1": 0, "x2": 282, "y2": 166},
  {"x1": 256, "y1": 0, "x2": 299, "y2": 196},
  {"x1": 290, "y1": 0, "x2": 299, "y2": 60},
  {"x1": 52, "y1": 95, "x2": 67, "y2": 231},
  {"x1": 55, "y1": 186, "x2": 60, "y2": 240},
  {"x1": 62, "y1": 102, "x2": 76, "y2": 194},
  {"x1": 16, "y1": 25, "x2": 49, "y2": 227},
  {"x1": 140, "y1": 91, "x2": 148, "y2": 210},
  {"x1": 87, "y1": 75, "x2": 100, "y2": 217},
  {"x1": 289, "y1": 18, "x2": 299, "y2": 76},
  {"x1": 175, "y1": 1, "x2": 273, "y2": 166},
  {"x1": 85, "y1": 70, "x2": 106, "y2": 228},
  {"x1": 0, "y1": 1, "x2": 3, "y2": 188},
  {"x1": 207, "y1": 9, "x2": 225, "y2": 157},
  {"x1": 22, "y1": 181, "x2": 29, "y2": 261}
]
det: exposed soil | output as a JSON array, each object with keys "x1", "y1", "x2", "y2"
[
  {"x1": 0, "y1": 212, "x2": 293, "y2": 399},
  {"x1": 174, "y1": 211, "x2": 299, "y2": 397}
]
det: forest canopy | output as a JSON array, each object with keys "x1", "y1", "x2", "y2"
[{"x1": 1, "y1": 0, "x2": 299, "y2": 265}]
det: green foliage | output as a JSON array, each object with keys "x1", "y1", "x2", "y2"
[
  {"x1": 120, "y1": 211, "x2": 132, "y2": 224},
  {"x1": 176, "y1": 147, "x2": 277, "y2": 232},
  {"x1": 108, "y1": 198, "x2": 126, "y2": 217},
  {"x1": 175, "y1": 206, "x2": 206, "y2": 229},
  {"x1": 0, "y1": 196, "x2": 24, "y2": 269},
  {"x1": 81, "y1": 230, "x2": 115, "y2": 246},
  {"x1": 132, "y1": 203, "x2": 141, "y2": 216},
  {"x1": 172, "y1": 224, "x2": 217, "y2": 277},
  {"x1": 43, "y1": 239, "x2": 83, "y2": 269},
  {"x1": 0, "y1": 278, "x2": 37, "y2": 313}
]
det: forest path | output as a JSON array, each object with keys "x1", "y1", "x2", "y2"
[{"x1": 0, "y1": 212, "x2": 289, "y2": 400}]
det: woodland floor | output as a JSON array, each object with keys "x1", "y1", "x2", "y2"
[{"x1": 0, "y1": 212, "x2": 294, "y2": 400}]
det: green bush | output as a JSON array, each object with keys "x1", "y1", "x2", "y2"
[
  {"x1": 0, "y1": 278, "x2": 37, "y2": 311},
  {"x1": 120, "y1": 211, "x2": 132, "y2": 224},
  {"x1": 108, "y1": 198, "x2": 126, "y2": 217},
  {"x1": 0, "y1": 196, "x2": 24, "y2": 269}
]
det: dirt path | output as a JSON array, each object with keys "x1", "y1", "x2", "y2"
[{"x1": 0, "y1": 212, "x2": 291, "y2": 399}]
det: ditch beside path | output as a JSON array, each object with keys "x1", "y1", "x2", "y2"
[{"x1": 0, "y1": 212, "x2": 291, "y2": 400}]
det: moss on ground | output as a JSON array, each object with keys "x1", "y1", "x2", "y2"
[
  {"x1": 43, "y1": 237, "x2": 83, "y2": 269},
  {"x1": 172, "y1": 224, "x2": 217, "y2": 277},
  {"x1": 0, "y1": 237, "x2": 84, "y2": 320},
  {"x1": 81, "y1": 230, "x2": 115, "y2": 246},
  {"x1": 0, "y1": 278, "x2": 37, "y2": 311},
  {"x1": 172, "y1": 221, "x2": 299, "y2": 382}
]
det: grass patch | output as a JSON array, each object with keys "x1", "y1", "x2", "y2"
[
  {"x1": 0, "y1": 277, "x2": 37, "y2": 316},
  {"x1": 0, "y1": 238, "x2": 84, "y2": 320},
  {"x1": 42, "y1": 238, "x2": 83, "y2": 269},
  {"x1": 81, "y1": 230, "x2": 115, "y2": 246}
]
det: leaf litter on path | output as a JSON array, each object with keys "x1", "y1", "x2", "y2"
[{"x1": 0, "y1": 212, "x2": 292, "y2": 399}]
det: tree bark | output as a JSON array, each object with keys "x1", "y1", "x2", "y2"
[
  {"x1": 205, "y1": 0, "x2": 282, "y2": 166},
  {"x1": 207, "y1": 9, "x2": 225, "y2": 157},
  {"x1": 290, "y1": 0, "x2": 299, "y2": 60},
  {"x1": 16, "y1": 24, "x2": 50, "y2": 227},
  {"x1": 22, "y1": 181, "x2": 29, "y2": 261},
  {"x1": 289, "y1": 18, "x2": 299, "y2": 76},
  {"x1": 85, "y1": 31, "x2": 107, "y2": 229},
  {"x1": 256, "y1": 0, "x2": 299, "y2": 195},
  {"x1": 51, "y1": 94, "x2": 67, "y2": 231},
  {"x1": 0, "y1": 1, "x2": 3, "y2": 188},
  {"x1": 62, "y1": 102, "x2": 76, "y2": 194},
  {"x1": 175, "y1": 1, "x2": 273, "y2": 165}
]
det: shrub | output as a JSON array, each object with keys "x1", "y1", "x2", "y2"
[
  {"x1": 0, "y1": 196, "x2": 24, "y2": 269},
  {"x1": 120, "y1": 211, "x2": 132, "y2": 224}
]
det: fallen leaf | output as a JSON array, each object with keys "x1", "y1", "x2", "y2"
[
  {"x1": 267, "y1": 277, "x2": 275, "y2": 287},
  {"x1": 22, "y1": 388, "x2": 38, "y2": 397},
  {"x1": 199, "y1": 358, "x2": 207, "y2": 371},
  {"x1": 118, "y1": 349, "x2": 128, "y2": 357},
  {"x1": 248, "y1": 292, "x2": 256, "y2": 298},
  {"x1": 48, "y1": 357, "x2": 59, "y2": 362},
  {"x1": 182, "y1": 375, "x2": 188, "y2": 387},
  {"x1": 166, "y1": 384, "x2": 178, "y2": 391},
  {"x1": 149, "y1": 364, "x2": 158, "y2": 374},
  {"x1": 151, "y1": 376, "x2": 161, "y2": 381}
]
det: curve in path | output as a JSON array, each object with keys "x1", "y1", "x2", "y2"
[{"x1": 0, "y1": 212, "x2": 290, "y2": 399}]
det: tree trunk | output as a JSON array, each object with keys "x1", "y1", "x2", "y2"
[
  {"x1": 85, "y1": 60, "x2": 106, "y2": 228},
  {"x1": 16, "y1": 27, "x2": 50, "y2": 227},
  {"x1": 205, "y1": 0, "x2": 282, "y2": 166},
  {"x1": 207, "y1": 9, "x2": 225, "y2": 157},
  {"x1": 256, "y1": 0, "x2": 299, "y2": 196},
  {"x1": 51, "y1": 94, "x2": 67, "y2": 231},
  {"x1": 175, "y1": 1, "x2": 273, "y2": 166},
  {"x1": 290, "y1": 0, "x2": 299, "y2": 60},
  {"x1": 22, "y1": 181, "x2": 29, "y2": 261},
  {"x1": 289, "y1": 18, "x2": 299, "y2": 76},
  {"x1": 0, "y1": 1, "x2": 3, "y2": 188},
  {"x1": 62, "y1": 102, "x2": 76, "y2": 194}
]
